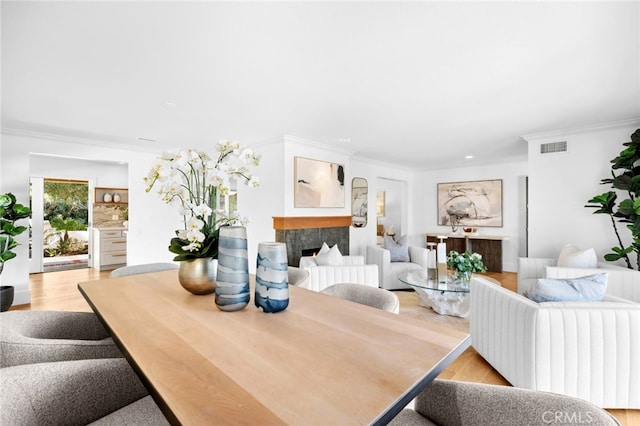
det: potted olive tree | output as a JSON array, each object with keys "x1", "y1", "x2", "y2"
[{"x1": 0, "y1": 193, "x2": 31, "y2": 311}]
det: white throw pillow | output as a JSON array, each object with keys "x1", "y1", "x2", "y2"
[
  {"x1": 315, "y1": 244, "x2": 344, "y2": 266},
  {"x1": 557, "y1": 244, "x2": 598, "y2": 268},
  {"x1": 524, "y1": 273, "x2": 608, "y2": 302},
  {"x1": 317, "y1": 242, "x2": 331, "y2": 256}
]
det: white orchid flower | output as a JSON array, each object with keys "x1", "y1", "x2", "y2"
[
  {"x1": 187, "y1": 229, "x2": 205, "y2": 243},
  {"x1": 146, "y1": 142, "x2": 260, "y2": 257},
  {"x1": 247, "y1": 176, "x2": 260, "y2": 187},
  {"x1": 192, "y1": 203, "x2": 213, "y2": 218},
  {"x1": 181, "y1": 242, "x2": 200, "y2": 252},
  {"x1": 185, "y1": 216, "x2": 204, "y2": 232}
]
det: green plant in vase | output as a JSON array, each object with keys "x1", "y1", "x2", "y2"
[
  {"x1": 0, "y1": 193, "x2": 31, "y2": 272},
  {"x1": 0, "y1": 193, "x2": 32, "y2": 311},
  {"x1": 446, "y1": 250, "x2": 487, "y2": 284}
]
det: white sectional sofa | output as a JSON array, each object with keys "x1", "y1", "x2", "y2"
[
  {"x1": 471, "y1": 276, "x2": 640, "y2": 409},
  {"x1": 299, "y1": 255, "x2": 379, "y2": 292},
  {"x1": 518, "y1": 257, "x2": 640, "y2": 303}
]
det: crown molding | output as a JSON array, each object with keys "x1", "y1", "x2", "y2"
[
  {"x1": 1, "y1": 127, "x2": 157, "y2": 153},
  {"x1": 521, "y1": 117, "x2": 640, "y2": 142},
  {"x1": 283, "y1": 134, "x2": 354, "y2": 157}
]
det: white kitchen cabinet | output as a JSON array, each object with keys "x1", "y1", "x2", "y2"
[{"x1": 92, "y1": 228, "x2": 127, "y2": 271}]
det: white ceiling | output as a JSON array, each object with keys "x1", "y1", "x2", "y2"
[{"x1": 2, "y1": 1, "x2": 639, "y2": 170}]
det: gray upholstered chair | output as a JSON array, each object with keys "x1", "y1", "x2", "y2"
[
  {"x1": 288, "y1": 266, "x2": 310, "y2": 287},
  {"x1": 0, "y1": 311, "x2": 122, "y2": 368},
  {"x1": 109, "y1": 262, "x2": 178, "y2": 278},
  {"x1": 320, "y1": 283, "x2": 400, "y2": 313},
  {"x1": 389, "y1": 379, "x2": 620, "y2": 426},
  {"x1": 89, "y1": 396, "x2": 169, "y2": 425},
  {"x1": 0, "y1": 358, "x2": 168, "y2": 425}
]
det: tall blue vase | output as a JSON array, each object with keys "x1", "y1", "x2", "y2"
[
  {"x1": 215, "y1": 226, "x2": 250, "y2": 312},
  {"x1": 255, "y1": 242, "x2": 289, "y2": 313}
]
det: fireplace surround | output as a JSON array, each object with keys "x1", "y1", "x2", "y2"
[{"x1": 273, "y1": 216, "x2": 350, "y2": 266}]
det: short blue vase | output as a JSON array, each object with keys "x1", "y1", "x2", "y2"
[{"x1": 255, "y1": 242, "x2": 289, "y2": 313}]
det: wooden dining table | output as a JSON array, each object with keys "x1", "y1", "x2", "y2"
[{"x1": 78, "y1": 270, "x2": 470, "y2": 425}]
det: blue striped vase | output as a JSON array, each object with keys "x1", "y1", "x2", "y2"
[
  {"x1": 255, "y1": 242, "x2": 289, "y2": 313},
  {"x1": 215, "y1": 226, "x2": 250, "y2": 312}
]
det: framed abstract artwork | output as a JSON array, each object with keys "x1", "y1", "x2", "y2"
[
  {"x1": 437, "y1": 179, "x2": 503, "y2": 227},
  {"x1": 294, "y1": 156, "x2": 345, "y2": 208}
]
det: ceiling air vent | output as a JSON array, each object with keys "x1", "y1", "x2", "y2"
[{"x1": 540, "y1": 141, "x2": 567, "y2": 154}]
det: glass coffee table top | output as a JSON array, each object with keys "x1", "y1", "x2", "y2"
[{"x1": 398, "y1": 269, "x2": 471, "y2": 293}]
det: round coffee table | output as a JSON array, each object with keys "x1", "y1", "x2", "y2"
[{"x1": 398, "y1": 270, "x2": 496, "y2": 318}]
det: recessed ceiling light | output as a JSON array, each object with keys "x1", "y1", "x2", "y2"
[
  {"x1": 465, "y1": 155, "x2": 474, "y2": 159},
  {"x1": 137, "y1": 137, "x2": 157, "y2": 143},
  {"x1": 338, "y1": 137, "x2": 351, "y2": 143}
]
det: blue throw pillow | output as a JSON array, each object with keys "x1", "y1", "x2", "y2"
[
  {"x1": 524, "y1": 273, "x2": 608, "y2": 303},
  {"x1": 384, "y1": 235, "x2": 410, "y2": 262}
]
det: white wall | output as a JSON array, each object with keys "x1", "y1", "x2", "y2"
[
  {"x1": 414, "y1": 160, "x2": 529, "y2": 272},
  {"x1": 525, "y1": 119, "x2": 640, "y2": 265},
  {"x1": 237, "y1": 138, "x2": 286, "y2": 271},
  {"x1": 29, "y1": 155, "x2": 128, "y2": 189}
]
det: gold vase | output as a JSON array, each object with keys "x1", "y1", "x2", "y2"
[{"x1": 178, "y1": 258, "x2": 217, "y2": 295}]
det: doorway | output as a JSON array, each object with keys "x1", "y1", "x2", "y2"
[
  {"x1": 376, "y1": 177, "x2": 407, "y2": 239},
  {"x1": 30, "y1": 178, "x2": 91, "y2": 273}
]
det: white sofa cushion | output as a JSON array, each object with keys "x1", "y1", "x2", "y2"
[
  {"x1": 546, "y1": 264, "x2": 640, "y2": 303},
  {"x1": 556, "y1": 244, "x2": 597, "y2": 268},
  {"x1": 524, "y1": 273, "x2": 608, "y2": 302},
  {"x1": 518, "y1": 257, "x2": 640, "y2": 303}
]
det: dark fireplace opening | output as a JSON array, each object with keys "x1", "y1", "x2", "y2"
[
  {"x1": 301, "y1": 247, "x2": 322, "y2": 258},
  {"x1": 275, "y1": 222, "x2": 349, "y2": 266}
]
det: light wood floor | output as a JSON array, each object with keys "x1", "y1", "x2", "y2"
[{"x1": 13, "y1": 268, "x2": 639, "y2": 425}]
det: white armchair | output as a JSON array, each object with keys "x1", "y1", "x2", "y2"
[
  {"x1": 471, "y1": 276, "x2": 640, "y2": 409},
  {"x1": 366, "y1": 245, "x2": 429, "y2": 290},
  {"x1": 298, "y1": 255, "x2": 379, "y2": 292},
  {"x1": 518, "y1": 257, "x2": 640, "y2": 302}
]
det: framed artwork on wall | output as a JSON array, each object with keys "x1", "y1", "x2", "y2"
[
  {"x1": 437, "y1": 179, "x2": 503, "y2": 227},
  {"x1": 294, "y1": 156, "x2": 345, "y2": 208}
]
